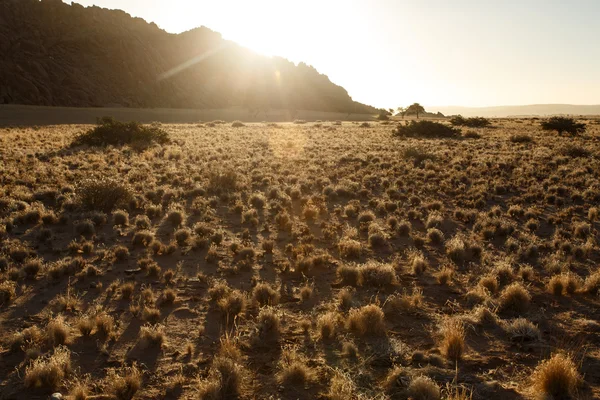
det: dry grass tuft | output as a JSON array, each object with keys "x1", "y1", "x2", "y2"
[
  {"x1": 499, "y1": 282, "x2": 531, "y2": 314},
  {"x1": 277, "y1": 349, "x2": 313, "y2": 387},
  {"x1": 440, "y1": 318, "x2": 465, "y2": 362},
  {"x1": 24, "y1": 345, "x2": 71, "y2": 390},
  {"x1": 347, "y1": 304, "x2": 386, "y2": 337},
  {"x1": 531, "y1": 353, "x2": 580, "y2": 399},
  {"x1": 408, "y1": 375, "x2": 441, "y2": 400},
  {"x1": 108, "y1": 364, "x2": 142, "y2": 400}
]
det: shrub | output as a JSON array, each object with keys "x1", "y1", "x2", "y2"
[
  {"x1": 499, "y1": 283, "x2": 531, "y2": 314},
  {"x1": 108, "y1": 364, "x2": 142, "y2": 400},
  {"x1": 510, "y1": 134, "x2": 533, "y2": 143},
  {"x1": 72, "y1": 117, "x2": 169, "y2": 147},
  {"x1": 252, "y1": 283, "x2": 280, "y2": 306},
  {"x1": 346, "y1": 304, "x2": 386, "y2": 336},
  {"x1": 393, "y1": 120, "x2": 461, "y2": 138},
  {"x1": 560, "y1": 144, "x2": 590, "y2": 158},
  {"x1": 402, "y1": 145, "x2": 436, "y2": 165},
  {"x1": 450, "y1": 115, "x2": 491, "y2": 128},
  {"x1": 408, "y1": 376, "x2": 441, "y2": 400},
  {"x1": 277, "y1": 350, "x2": 312, "y2": 387},
  {"x1": 77, "y1": 178, "x2": 134, "y2": 212},
  {"x1": 0, "y1": 281, "x2": 16, "y2": 306},
  {"x1": 440, "y1": 318, "x2": 465, "y2": 362},
  {"x1": 541, "y1": 117, "x2": 586, "y2": 135},
  {"x1": 531, "y1": 353, "x2": 580, "y2": 399},
  {"x1": 231, "y1": 120, "x2": 245, "y2": 127},
  {"x1": 24, "y1": 346, "x2": 71, "y2": 390},
  {"x1": 505, "y1": 318, "x2": 540, "y2": 342}
]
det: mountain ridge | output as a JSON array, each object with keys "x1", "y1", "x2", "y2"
[{"x1": 0, "y1": 0, "x2": 378, "y2": 114}]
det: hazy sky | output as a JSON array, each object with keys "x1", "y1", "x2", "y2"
[{"x1": 64, "y1": 0, "x2": 600, "y2": 109}]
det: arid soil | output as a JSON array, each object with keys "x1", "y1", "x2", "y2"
[{"x1": 1, "y1": 119, "x2": 599, "y2": 399}]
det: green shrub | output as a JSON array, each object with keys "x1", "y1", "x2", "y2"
[
  {"x1": 450, "y1": 115, "x2": 491, "y2": 128},
  {"x1": 393, "y1": 121, "x2": 460, "y2": 138},
  {"x1": 77, "y1": 178, "x2": 134, "y2": 212},
  {"x1": 540, "y1": 117, "x2": 586, "y2": 135},
  {"x1": 72, "y1": 117, "x2": 170, "y2": 147}
]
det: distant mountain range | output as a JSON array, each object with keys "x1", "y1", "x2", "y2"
[
  {"x1": 429, "y1": 104, "x2": 600, "y2": 118},
  {"x1": 0, "y1": 0, "x2": 378, "y2": 114}
]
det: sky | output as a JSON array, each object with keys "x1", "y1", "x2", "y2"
[{"x1": 64, "y1": 0, "x2": 600, "y2": 109}]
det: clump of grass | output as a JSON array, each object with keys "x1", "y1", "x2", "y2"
[
  {"x1": 252, "y1": 282, "x2": 280, "y2": 306},
  {"x1": 77, "y1": 178, "x2": 134, "y2": 212},
  {"x1": 360, "y1": 261, "x2": 397, "y2": 287},
  {"x1": 72, "y1": 117, "x2": 169, "y2": 147},
  {"x1": 218, "y1": 290, "x2": 246, "y2": 320},
  {"x1": 0, "y1": 281, "x2": 17, "y2": 306},
  {"x1": 107, "y1": 364, "x2": 142, "y2": 400},
  {"x1": 440, "y1": 318, "x2": 465, "y2": 362},
  {"x1": 510, "y1": 134, "x2": 533, "y2": 143},
  {"x1": 47, "y1": 315, "x2": 71, "y2": 346},
  {"x1": 199, "y1": 356, "x2": 245, "y2": 399},
  {"x1": 505, "y1": 318, "x2": 540, "y2": 342},
  {"x1": 499, "y1": 282, "x2": 531, "y2": 314},
  {"x1": 408, "y1": 376, "x2": 441, "y2": 400},
  {"x1": 346, "y1": 304, "x2": 386, "y2": 337},
  {"x1": 317, "y1": 312, "x2": 338, "y2": 341},
  {"x1": 531, "y1": 353, "x2": 580, "y2": 399},
  {"x1": 113, "y1": 209, "x2": 129, "y2": 226},
  {"x1": 277, "y1": 349, "x2": 313, "y2": 387},
  {"x1": 256, "y1": 306, "x2": 281, "y2": 340},
  {"x1": 24, "y1": 346, "x2": 71, "y2": 390},
  {"x1": 138, "y1": 324, "x2": 165, "y2": 348}
]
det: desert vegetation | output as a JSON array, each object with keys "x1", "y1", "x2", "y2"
[{"x1": 0, "y1": 118, "x2": 599, "y2": 399}]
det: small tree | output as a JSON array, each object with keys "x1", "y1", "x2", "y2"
[
  {"x1": 406, "y1": 103, "x2": 426, "y2": 119},
  {"x1": 397, "y1": 107, "x2": 408, "y2": 120},
  {"x1": 541, "y1": 117, "x2": 586, "y2": 135}
]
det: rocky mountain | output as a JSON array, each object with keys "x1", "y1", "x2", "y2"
[{"x1": 0, "y1": 0, "x2": 378, "y2": 114}]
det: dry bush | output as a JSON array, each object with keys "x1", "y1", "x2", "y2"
[
  {"x1": 531, "y1": 353, "x2": 580, "y2": 399},
  {"x1": 383, "y1": 366, "x2": 410, "y2": 396},
  {"x1": 256, "y1": 306, "x2": 281, "y2": 340},
  {"x1": 440, "y1": 318, "x2": 465, "y2": 362},
  {"x1": 76, "y1": 316, "x2": 95, "y2": 337},
  {"x1": 252, "y1": 283, "x2": 280, "y2": 306},
  {"x1": 24, "y1": 345, "x2": 71, "y2": 390},
  {"x1": 408, "y1": 376, "x2": 441, "y2": 400},
  {"x1": 436, "y1": 266, "x2": 453, "y2": 285},
  {"x1": 138, "y1": 324, "x2": 165, "y2": 348},
  {"x1": 326, "y1": 370, "x2": 357, "y2": 400},
  {"x1": 47, "y1": 315, "x2": 71, "y2": 346},
  {"x1": 346, "y1": 304, "x2": 386, "y2": 337},
  {"x1": 95, "y1": 313, "x2": 115, "y2": 338},
  {"x1": 77, "y1": 178, "x2": 134, "y2": 212},
  {"x1": 0, "y1": 281, "x2": 16, "y2": 306},
  {"x1": 199, "y1": 356, "x2": 244, "y2": 399},
  {"x1": 277, "y1": 349, "x2": 313, "y2": 387},
  {"x1": 499, "y1": 282, "x2": 531, "y2": 314},
  {"x1": 504, "y1": 318, "x2": 540, "y2": 342},
  {"x1": 107, "y1": 364, "x2": 142, "y2": 400},
  {"x1": 218, "y1": 290, "x2": 246, "y2": 320},
  {"x1": 360, "y1": 261, "x2": 397, "y2": 287},
  {"x1": 317, "y1": 311, "x2": 339, "y2": 341},
  {"x1": 384, "y1": 287, "x2": 423, "y2": 316}
]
